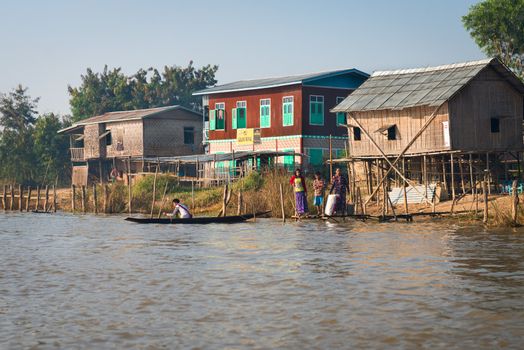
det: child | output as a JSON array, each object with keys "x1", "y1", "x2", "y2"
[{"x1": 313, "y1": 172, "x2": 325, "y2": 216}]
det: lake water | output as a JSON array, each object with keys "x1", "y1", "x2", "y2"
[{"x1": 1, "y1": 213, "x2": 523, "y2": 349}]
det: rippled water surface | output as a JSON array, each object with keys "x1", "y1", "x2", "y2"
[{"x1": 1, "y1": 213, "x2": 524, "y2": 349}]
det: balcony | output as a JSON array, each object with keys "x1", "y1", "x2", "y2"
[{"x1": 70, "y1": 148, "x2": 85, "y2": 162}]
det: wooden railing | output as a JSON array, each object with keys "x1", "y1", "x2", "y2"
[{"x1": 70, "y1": 148, "x2": 85, "y2": 161}]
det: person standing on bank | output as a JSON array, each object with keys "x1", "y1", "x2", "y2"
[
  {"x1": 289, "y1": 169, "x2": 308, "y2": 217},
  {"x1": 330, "y1": 168, "x2": 350, "y2": 215},
  {"x1": 313, "y1": 172, "x2": 325, "y2": 217}
]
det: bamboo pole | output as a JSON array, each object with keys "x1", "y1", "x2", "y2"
[
  {"x1": 18, "y1": 184, "x2": 23, "y2": 211},
  {"x1": 450, "y1": 154, "x2": 456, "y2": 200},
  {"x1": 71, "y1": 185, "x2": 76, "y2": 213},
  {"x1": 81, "y1": 185, "x2": 86, "y2": 213},
  {"x1": 441, "y1": 156, "x2": 448, "y2": 193},
  {"x1": 26, "y1": 186, "x2": 32, "y2": 211},
  {"x1": 44, "y1": 185, "x2": 49, "y2": 212},
  {"x1": 512, "y1": 179, "x2": 519, "y2": 226},
  {"x1": 93, "y1": 184, "x2": 98, "y2": 214},
  {"x1": 149, "y1": 163, "x2": 159, "y2": 218},
  {"x1": 279, "y1": 183, "x2": 285, "y2": 222},
  {"x1": 157, "y1": 182, "x2": 169, "y2": 219},
  {"x1": 238, "y1": 189, "x2": 244, "y2": 216},
  {"x1": 486, "y1": 153, "x2": 491, "y2": 195},
  {"x1": 483, "y1": 178, "x2": 488, "y2": 224},
  {"x1": 329, "y1": 135, "x2": 333, "y2": 180},
  {"x1": 222, "y1": 184, "x2": 229, "y2": 217},
  {"x1": 128, "y1": 174, "x2": 132, "y2": 214},
  {"x1": 458, "y1": 156, "x2": 466, "y2": 194},
  {"x1": 469, "y1": 154, "x2": 474, "y2": 193}
]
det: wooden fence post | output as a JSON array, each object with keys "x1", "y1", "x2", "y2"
[
  {"x1": 128, "y1": 174, "x2": 132, "y2": 214},
  {"x1": 93, "y1": 184, "x2": 98, "y2": 214},
  {"x1": 44, "y1": 186, "x2": 49, "y2": 212},
  {"x1": 36, "y1": 186, "x2": 41, "y2": 212},
  {"x1": 18, "y1": 184, "x2": 23, "y2": 211},
  {"x1": 238, "y1": 189, "x2": 244, "y2": 216},
  {"x1": 10, "y1": 185, "x2": 15, "y2": 210},
  {"x1": 512, "y1": 179, "x2": 519, "y2": 226},
  {"x1": 71, "y1": 185, "x2": 76, "y2": 213},
  {"x1": 53, "y1": 185, "x2": 57, "y2": 212},
  {"x1": 2, "y1": 185, "x2": 6, "y2": 210},
  {"x1": 26, "y1": 186, "x2": 32, "y2": 211},
  {"x1": 149, "y1": 164, "x2": 159, "y2": 218},
  {"x1": 103, "y1": 184, "x2": 108, "y2": 214}
]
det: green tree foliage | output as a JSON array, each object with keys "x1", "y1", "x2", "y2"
[
  {"x1": 0, "y1": 86, "x2": 70, "y2": 185},
  {"x1": 33, "y1": 113, "x2": 72, "y2": 184},
  {"x1": 69, "y1": 61, "x2": 218, "y2": 121},
  {"x1": 0, "y1": 86, "x2": 39, "y2": 183},
  {"x1": 463, "y1": 0, "x2": 524, "y2": 80}
]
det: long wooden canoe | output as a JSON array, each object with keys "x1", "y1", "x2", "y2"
[{"x1": 125, "y1": 211, "x2": 270, "y2": 224}]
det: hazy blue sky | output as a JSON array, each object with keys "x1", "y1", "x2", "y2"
[{"x1": 0, "y1": 0, "x2": 484, "y2": 115}]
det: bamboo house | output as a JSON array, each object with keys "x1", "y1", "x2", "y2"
[{"x1": 331, "y1": 58, "x2": 524, "y2": 207}]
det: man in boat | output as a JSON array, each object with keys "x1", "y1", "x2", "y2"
[{"x1": 165, "y1": 198, "x2": 192, "y2": 219}]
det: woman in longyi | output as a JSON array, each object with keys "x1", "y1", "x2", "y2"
[{"x1": 289, "y1": 168, "x2": 308, "y2": 217}]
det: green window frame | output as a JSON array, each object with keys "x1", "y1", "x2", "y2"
[
  {"x1": 282, "y1": 96, "x2": 294, "y2": 126},
  {"x1": 336, "y1": 97, "x2": 346, "y2": 126},
  {"x1": 209, "y1": 109, "x2": 216, "y2": 130},
  {"x1": 233, "y1": 101, "x2": 247, "y2": 129},
  {"x1": 260, "y1": 98, "x2": 271, "y2": 128},
  {"x1": 309, "y1": 95, "x2": 324, "y2": 126},
  {"x1": 283, "y1": 148, "x2": 295, "y2": 171},
  {"x1": 214, "y1": 102, "x2": 225, "y2": 130},
  {"x1": 308, "y1": 148, "x2": 324, "y2": 166}
]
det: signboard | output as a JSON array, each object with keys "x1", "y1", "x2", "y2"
[
  {"x1": 442, "y1": 121, "x2": 450, "y2": 147},
  {"x1": 237, "y1": 128, "x2": 261, "y2": 145}
]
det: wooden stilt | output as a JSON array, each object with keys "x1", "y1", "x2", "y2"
[
  {"x1": 402, "y1": 157, "x2": 409, "y2": 214},
  {"x1": 238, "y1": 189, "x2": 244, "y2": 216},
  {"x1": 511, "y1": 179, "x2": 519, "y2": 226},
  {"x1": 81, "y1": 185, "x2": 86, "y2": 213},
  {"x1": 423, "y1": 155, "x2": 428, "y2": 202},
  {"x1": 469, "y1": 154, "x2": 474, "y2": 193},
  {"x1": 128, "y1": 174, "x2": 132, "y2": 214},
  {"x1": 441, "y1": 156, "x2": 448, "y2": 193},
  {"x1": 71, "y1": 185, "x2": 76, "y2": 213},
  {"x1": 450, "y1": 154, "x2": 456, "y2": 200},
  {"x1": 10, "y1": 185, "x2": 14, "y2": 210},
  {"x1": 458, "y1": 156, "x2": 466, "y2": 194},
  {"x1": 483, "y1": 178, "x2": 488, "y2": 224},
  {"x1": 486, "y1": 153, "x2": 491, "y2": 195}
]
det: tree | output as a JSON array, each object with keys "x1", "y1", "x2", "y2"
[
  {"x1": 0, "y1": 86, "x2": 39, "y2": 183},
  {"x1": 463, "y1": 0, "x2": 524, "y2": 80},
  {"x1": 33, "y1": 113, "x2": 71, "y2": 184},
  {"x1": 68, "y1": 61, "x2": 218, "y2": 121}
]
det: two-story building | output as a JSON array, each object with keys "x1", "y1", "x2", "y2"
[
  {"x1": 59, "y1": 105, "x2": 202, "y2": 185},
  {"x1": 193, "y1": 69, "x2": 369, "y2": 169}
]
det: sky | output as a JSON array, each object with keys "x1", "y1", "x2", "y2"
[{"x1": 0, "y1": 0, "x2": 484, "y2": 115}]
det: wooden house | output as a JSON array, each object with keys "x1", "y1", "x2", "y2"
[
  {"x1": 331, "y1": 58, "x2": 524, "y2": 204},
  {"x1": 193, "y1": 69, "x2": 369, "y2": 170},
  {"x1": 59, "y1": 105, "x2": 202, "y2": 185}
]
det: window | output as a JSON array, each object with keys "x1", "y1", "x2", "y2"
[
  {"x1": 336, "y1": 97, "x2": 346, "y2": 125},
  {"x1": 387, "y1": 125, "x2": 397, "y2": 140},
  {"x1": 233, "y1": 101, "x2": 247, "y2": 129},
  {"x1": 210, "y1": 102, "x2": 225, "y2": 130},
  {"x1": 308, "y1": 148, "x2": 324, "y2": 166},
  {"x1": 105, "y1": 131, "x2": 112, "y2": 146},
  {"x1": 283, "y1": 96, "x2": 294, "y2": 126},
  {"x1": 491, "y1": 118, "x2": 500, "y2": 133},
  {"x1": 353, "y1": 127, "x2": 361, "y2": 141},
  {"x1": 309, "y1": 95, "x2": 324, "y2": 125},
  {"x1": 184, "y1": 127, "x2": 194, "y2": 144},
  {"x1": 260, "y1": 99, "x2": 271, "y2": 128}
]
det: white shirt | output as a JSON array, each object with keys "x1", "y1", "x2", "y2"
[{"x1": 172, "y1": 203, "x2": 192, "y2": 219}]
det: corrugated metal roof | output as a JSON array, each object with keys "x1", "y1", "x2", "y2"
[
  {"x1": 133, "y1": 150, "x2": 304, "y2": 164},
  {"x1": 193, "y1": 69, "x2": 369, "y2": 96},
  {"x1": 332, "y1": 58, "x2": 524, "y2": 113},
  {"x1": 58, "y1": 105, "x2": 200, "y2": 133}
]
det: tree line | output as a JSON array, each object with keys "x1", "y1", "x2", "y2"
[{"x1": 0, "y1": 62, "x2": 218, "y2": 185}]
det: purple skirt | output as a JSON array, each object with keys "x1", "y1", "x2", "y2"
[{"x1": 295, "y1": 191, "x2": 308, "y2": 214}]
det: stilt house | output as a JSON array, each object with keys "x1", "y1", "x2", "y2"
[
  {"x1": 331, "y1": 58, "x2": 524, "y2": 203},
  {"x1": 59, "y1": 105, "x2": 202, "y2": 185}
]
